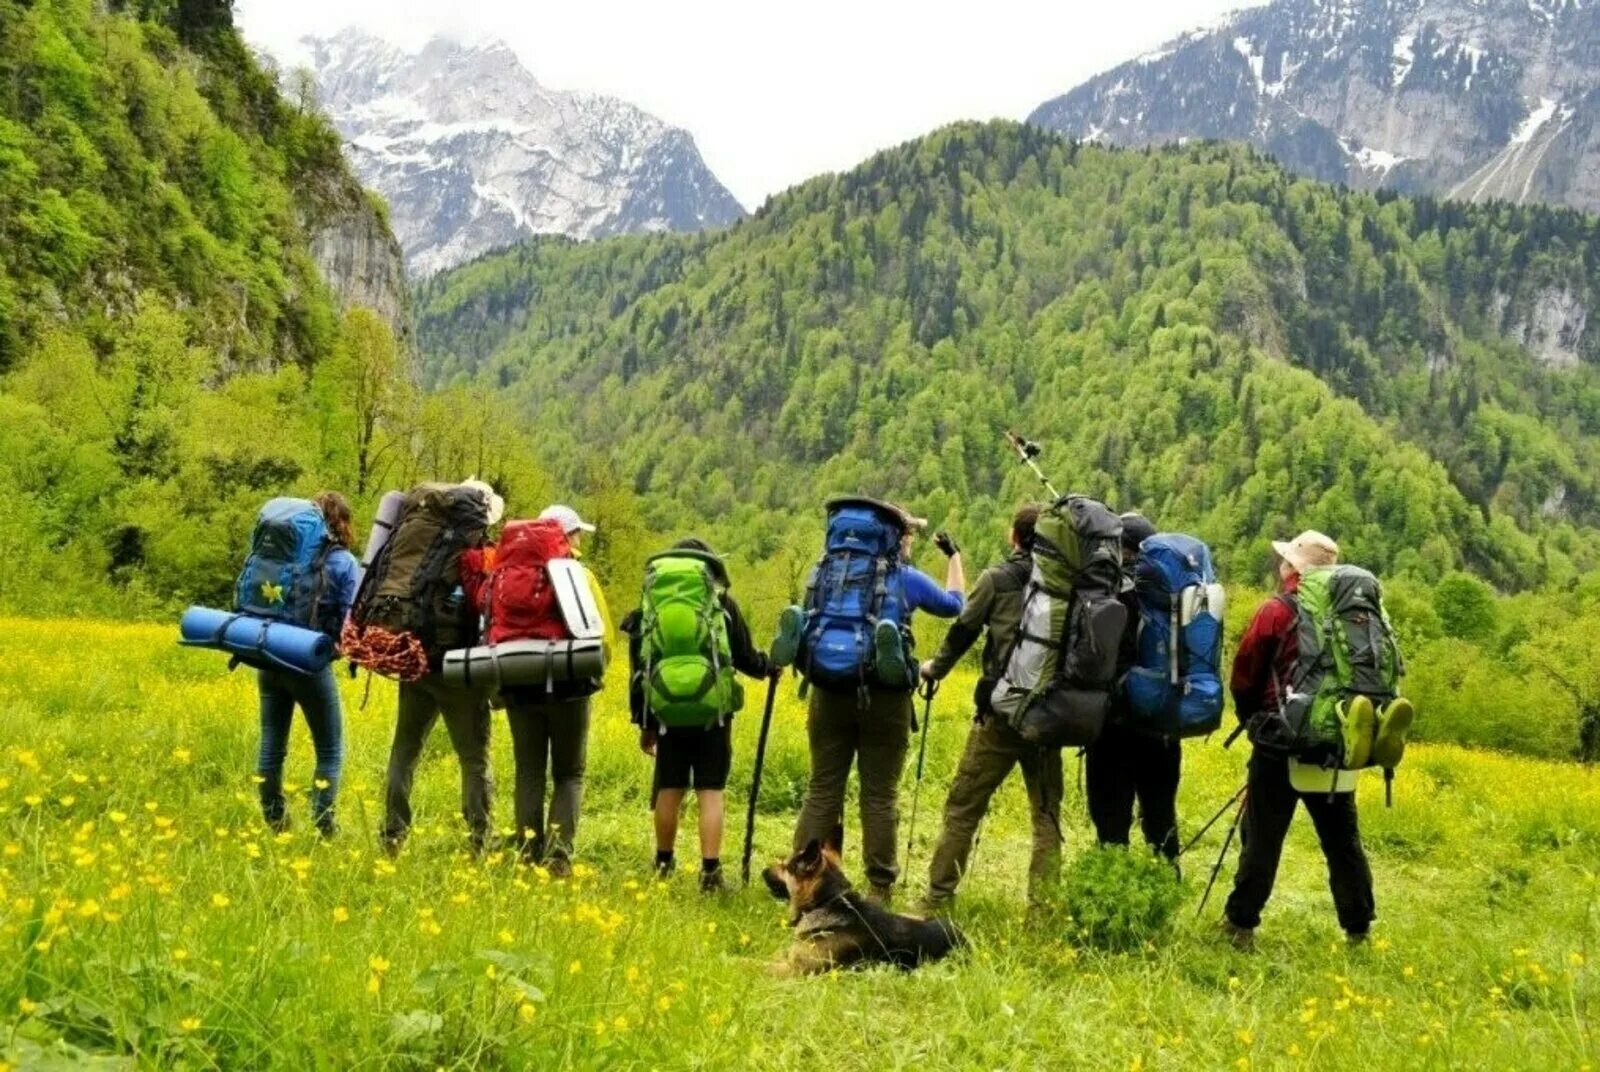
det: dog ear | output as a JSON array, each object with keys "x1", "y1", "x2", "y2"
[{"x1": 796, "y1": 838, "x2": 823, "y2": 871}]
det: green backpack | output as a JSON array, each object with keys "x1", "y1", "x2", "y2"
[
  {"x1": 1276, "y1": 565, "x2": 1405, "y2": 769},
  {"x1": 639, "y1": 550, "x2": 744, "y2": 729}
]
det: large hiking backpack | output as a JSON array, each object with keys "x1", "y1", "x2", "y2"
[
  {"x1": 234, "y1": 498, "x2": 334, "y2": 634},
  {"x1": 1257, "y1": 565, "x2": 1405, "y2": 768},
  {"x1": 797, "y1": 498, "x2": 914, "y2": 693},
  {"x1": 639, "y1": 549, "x2": 743, "y2": 728},
  {"x1": 1122, "y1": 533, "x2": 1226, "y2": 738},
  {"x1": 991, "y1": 495, "x2": 1127, "y2": 748},
  {"x1": 346, "y1": 483, "x2": 491, "y2": 677},
  {"x1": 483, "y1": 519, "x2": 572, "y2": 645}
]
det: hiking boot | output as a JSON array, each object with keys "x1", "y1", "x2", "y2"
[
  {"x1": 316, "y1": 818, "x2": 339, "y2": 841},
  {"x1": 872, "y1": 619, "x2": 910, "y2": 686},
  {"x1": 771, "y1": 605, "x2": 805, "y2": 671},
  {"x1": 545, "y1": 854, "x2": 573, "y2": 880},
  {"x1": 654, "y1": 857, "x2": 676, "y2": 881},
  {"x1": 1372, "y1": 698, "x2": 1415, "y2": 769},
  {"x1": 1220, "y1": 918, "x2": 1256, "y2": 952},
  {"x1": 1341, "y1": 695, "x2": 1376, "y2": 769},
  {"x1": 1346, "y1": 930, "x2": 1370, "y2": 948},
  {"x1": 699, "y1": 867, "x2": 726, "y2": 894},
  {"x1": 867, "y1": 883, "x2": 895, "y2": 907},
  {"x1": 912, "y1": 895, "x2": 951, "y2": 919}
]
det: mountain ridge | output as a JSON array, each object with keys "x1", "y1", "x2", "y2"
[
  {"x1": 1029, "y1": 0, "x2": 1600, "y2": 215},
  {"x1": 292, "y1": 29, "x2": 746, "y2": 278}
]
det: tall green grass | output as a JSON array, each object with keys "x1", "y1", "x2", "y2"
[{"x1": 1, "y1": 619, "x2": 1597, "y2": 1069}]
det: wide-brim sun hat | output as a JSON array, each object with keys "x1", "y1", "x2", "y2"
[{"x1": 1272, "y1": 529, "x2": 1340, "y2": 573}]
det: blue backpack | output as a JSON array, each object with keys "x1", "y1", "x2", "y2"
[
  {"x1": 235, "y1": 498, "x2": 333, "y2": 632},
  {"x1": 798, "y1": 498, "x2": 914, "y2": 694},
  {"x1": 1121, "y1": 533, "x2": 1225, "y2": 738}
]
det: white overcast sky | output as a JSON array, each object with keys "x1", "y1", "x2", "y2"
[{"x1": 236, "y1": 0, "x2": 1264, "y2": 209}]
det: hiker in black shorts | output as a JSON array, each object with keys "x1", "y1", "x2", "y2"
[{"x1": 621, "y1": 537, "x2": 774, "y2": 892}]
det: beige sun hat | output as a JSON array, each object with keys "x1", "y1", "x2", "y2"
[
  {"x1": 889, "y1": 503, "x2": 929, "y2": 532},
  {"x1": 1271, "y1": 530, "x2": 1340, "y2": 573},
  {"x1": 460, "y1": 478, "x2": 505, "y2": 526}
]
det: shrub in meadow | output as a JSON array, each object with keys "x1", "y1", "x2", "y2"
[{"x1": 1058, "y1": 845, "x2": 1183, "y2": 953}]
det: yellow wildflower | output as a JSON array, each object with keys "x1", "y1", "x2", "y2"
[
  {"x1": 332, "y1": 906, "x2": 350, "y2": 924},
  {"x1": 179, "y1": 1017, "x2": 200, "y2": 1032}
]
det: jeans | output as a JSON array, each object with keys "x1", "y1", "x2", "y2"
[
  {"x1": 1085, "y1": 721, "x2": 1182, "y2": 860},
  {"x1": 926, "y1": 714, "x2": 1063, "y2": 905},
  {"x1": 382, "y1": 674, "x2": 494, "y2": 847},
  {"x1": 257, "y1": 666, "x2": 344, "y2": 830},
  {"x1": 1224, "y1": 749, "x2": 1376, "y2": 934},
  {"x1": 793, "y1": 688, "x2": 913, "y2": 889},
  {"x1": 505, "y1": 696, "x2": 591, "y2": 862}
]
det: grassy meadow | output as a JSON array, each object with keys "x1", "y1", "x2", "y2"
[{"x1": 2, "y1": 617, "x2": 1598, "y2": 1069}]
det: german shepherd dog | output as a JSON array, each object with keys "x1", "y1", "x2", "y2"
[{"x1": 761, "y1": 838, "x2": 966, "y2": 974}]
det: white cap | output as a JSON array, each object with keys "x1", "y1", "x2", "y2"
[
  {"x1": 537, "y1": 504, "x2": 595, "y2": 535},
  {"x1": 460, "y1": 478, "x2": 504, "y2": 526}
]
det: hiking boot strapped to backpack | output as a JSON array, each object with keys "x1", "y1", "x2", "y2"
[
  {"x1": 344, "y1": 483, "x2": 491, "y2": 680},
  {"x1": 1123, "y1": 533, "x2": 1226, "y2": 738},
  {"x1": 991, "y1": 495, "x2": 1127, "y2": 748},
  {"x1": 639, "y1": 549, "x2": 743, "y2": 729},
  {"x1": 1253, "y1": 565, "x2": 1410, "y2": 785},
  {"x1": 796, "y1": 498, "x2": 916, "y2": 697}
]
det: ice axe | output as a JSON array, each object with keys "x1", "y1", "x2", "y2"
[{"x1": 1004, "y1": 430, "x2": 1060, "y2": 500}]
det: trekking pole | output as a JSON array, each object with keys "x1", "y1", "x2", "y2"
[
  {"x1": 741, "y1": 674, "x2": 780, "y2": 887},
  {"x1": 1004, "y1": 430, "x2": 1061, "y2": 500},
  {"x1": 1196, "y1": 791, "x2": 1247, "y2": 918},
  {"x1": 902, "y1": 678, "x2": 940, "y2": 875},
  {"x1": 1177, "y1": 781, "x2": 1248, "y2": 858}
]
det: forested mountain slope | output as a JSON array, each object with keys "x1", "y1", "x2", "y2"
[
  {"x1": 417, "y1": 121, "x2": 1600, "y2": 589},
  {"x1": 0, "y1": 0, "x2": 543, "y2": 613}
]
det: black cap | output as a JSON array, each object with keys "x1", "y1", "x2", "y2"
[{"x1": 1119, "y1": 512, "x2": 1156, "y2": 552}]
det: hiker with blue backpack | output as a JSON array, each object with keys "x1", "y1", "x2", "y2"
[
  {"x1": 247, "y1": 492, "x2": 360, "y2": 837},
  {"x1": 1220, "y1": 531, "x2": 1415, "y2": 950},
  {"x1": 916, "y1": 504, "x2": 1066, "y2": 913},
  {"x1": 1086, "y1": 513, "x2": 1226, "y2": 866},
  {"x1": 620, "y1": 537, "x2": 776, "y2": 892},
  {"x1": 774, "y1": 498, "x2": 965, "y2": 905}
]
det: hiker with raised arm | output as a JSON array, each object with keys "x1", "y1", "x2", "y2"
[
  {"x1": 774, "y1": 499, "x2": 965, "y2": 905},
  {"x1": 917, "y1": 503, "x2": 1065, "y2": 913}
]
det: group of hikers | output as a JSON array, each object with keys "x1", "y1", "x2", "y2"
[{"x1": 211, "y1": 469, "x2": 1413, "y2": 948}]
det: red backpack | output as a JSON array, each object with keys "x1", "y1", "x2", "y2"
[{"x1": 484, "y1": 519, "x2": 572, "y2": 644}]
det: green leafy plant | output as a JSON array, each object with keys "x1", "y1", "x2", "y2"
[{"x1": 1058, "y1": 845, "x2": 1184, "y2": 953}]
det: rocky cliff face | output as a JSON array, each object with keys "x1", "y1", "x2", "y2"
[
  {"x1": 293, "y1": 30, "x2": 746, "y2": 278},
  {"x1": 1029, "y1": 0, "x2": 1600, "y2": 214},
  {"x1": 303, "y1": 197, "x2": 412, "y2": 349}
]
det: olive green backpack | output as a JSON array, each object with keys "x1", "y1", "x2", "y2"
[{"x1": 639, "y1": 550, "x2": 743, "y2": 729}]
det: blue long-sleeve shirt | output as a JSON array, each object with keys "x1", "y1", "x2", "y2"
[
  {"x1": 896, "y1": 563, "x2": 964, "y2": 621},
  {"x1": 320, "y1": 547, "x2": 360, "y2": 634}
]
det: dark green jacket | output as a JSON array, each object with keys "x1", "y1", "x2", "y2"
[{"x1": 927, "y1": 550, "x2": 1032, "y2": 715}]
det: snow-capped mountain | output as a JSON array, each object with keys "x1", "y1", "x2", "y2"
[
  {"x1": 295, "y1": 30, "x2": 745, "y2": 278},
  {"x1": 1029, "y1": 0, "x2": 1600, "y2": 213}
]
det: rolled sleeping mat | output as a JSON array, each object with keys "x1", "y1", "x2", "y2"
[
  {"x1": 441, "y1": 638, "x2": 607, "y2": 690},
  {"x1": 178, "y1": 605, "x2": 335, "y2": 675},
  {"x1": 358, "y1": 490, "x2": 407, "y2": 578}
]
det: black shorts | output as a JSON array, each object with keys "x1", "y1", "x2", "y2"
[{"x1": 653, "y1": 723, "x2": 733, "y2": 791}]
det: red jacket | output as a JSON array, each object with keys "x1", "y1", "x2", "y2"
[{"x1": 1230, "y1": 576, "x2": 1300, "y2": 722}]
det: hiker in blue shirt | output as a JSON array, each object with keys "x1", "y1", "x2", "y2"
[
  {"x1": 256, "y1": 491, "x2": 359, "y2": 838},
  {"x1": 783, "y1": 502, "x2": 965, "y2": 905}
]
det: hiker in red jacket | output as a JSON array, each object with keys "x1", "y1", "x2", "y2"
[{"x1": 1221, "y1": 530, "x2": 1375, "y2": 951}]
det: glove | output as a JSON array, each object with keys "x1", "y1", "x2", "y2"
[{"x1": 934, "y1": 531, "x2": 959, "y2": 557}]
